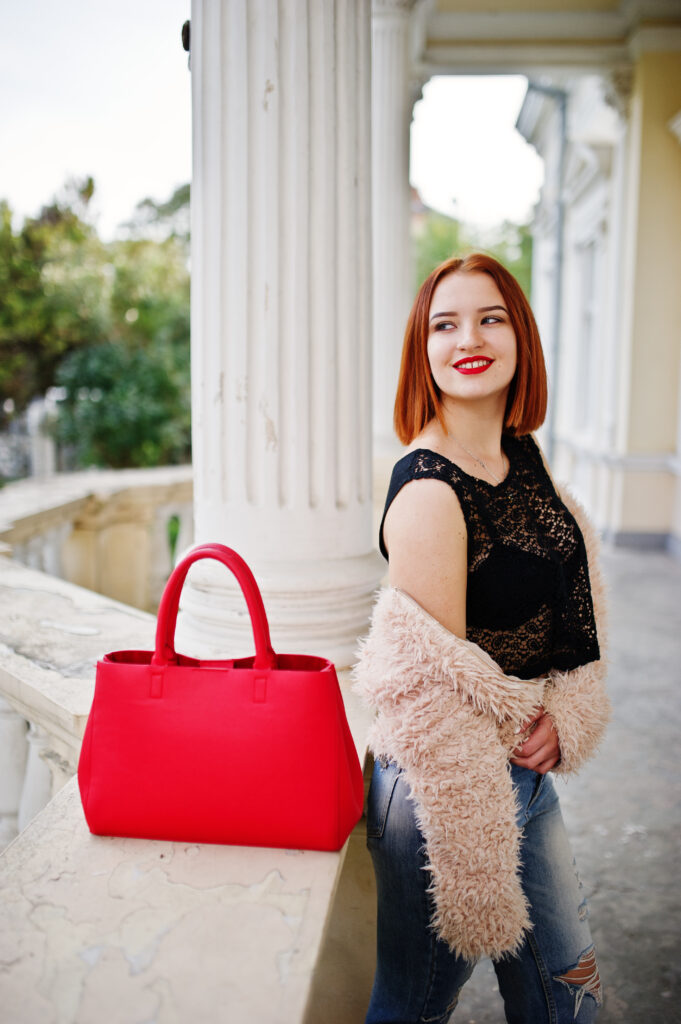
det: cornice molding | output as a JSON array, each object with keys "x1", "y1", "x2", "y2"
[
  {"x1": 426, "y1": 2, "x2": 681, "y2": 44},
  {"x1": 428, "y1": 10, "x2": 630, "y2": 43},
  {"x1": 421, "y1": 42, "x2": 631, "y2": 75},
  {"x1": 416, "y1": 1, "x2": 680, "y2": 73},
  {"x1": 629, "y1": 25, "x2": 681, "y2": 55}
]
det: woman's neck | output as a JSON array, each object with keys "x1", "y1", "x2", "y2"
[{"x1": 437, "y1": 401, "x2": 506, "y2": 461}]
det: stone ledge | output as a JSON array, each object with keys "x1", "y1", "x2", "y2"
[
  {"x1": 0, "y1": 774, "x2": 371, "y2": 1024},
  {"x1": 0, "y1": 555, "x2": 375, "y2": 1022},
  {"x1": 0, "y1": 557, "x2": 155, "y2": 763},
  {"x1": 0, "y1": 465, "x2": 193, "y2": 539}
]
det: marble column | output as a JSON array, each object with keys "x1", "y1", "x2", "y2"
[
  {"x1": 371, "y1": 0, "x2": 415, "y2": 455},
  {"x1": 182, "y1": 0, "x2": 383, "y2": 668}
]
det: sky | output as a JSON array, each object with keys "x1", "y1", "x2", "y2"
[{"x1": 1, "y1": 0, "x2": 543, "y2": 239}]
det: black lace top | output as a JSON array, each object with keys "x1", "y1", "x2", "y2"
[{"x1": 379, "y1": 434, "x2": 600, "y2": 679}]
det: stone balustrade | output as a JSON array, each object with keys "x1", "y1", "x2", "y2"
[
  {"x1": 0, "y1": 555, "x2": 376, "y2": 1022},
  {"x1": 0, "y1": 465, "x2": 194, "y2": 612},
  {"x1": 0, "y1": 556, "x2": 157, "y2": 844}
]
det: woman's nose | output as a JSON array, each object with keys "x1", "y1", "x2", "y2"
[{"x1": 456, "y1": 322, "x2": 482, "y2": 349}]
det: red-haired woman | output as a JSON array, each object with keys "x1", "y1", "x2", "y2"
[{"x1": 354, "y1": 254, "x2": 610, "y2": 1023}]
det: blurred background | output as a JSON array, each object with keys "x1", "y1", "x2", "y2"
[{"x1": 0, "y1": 0, "x2": 544, "y2": 479}]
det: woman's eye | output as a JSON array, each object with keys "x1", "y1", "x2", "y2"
[
  {"x1": 481, "y1": 315, "x2": 503, "y2": 325},
  {"x1": 434, "y1": 320, "x2": 455, "y2": 331}
]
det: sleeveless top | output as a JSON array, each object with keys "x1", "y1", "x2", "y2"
[{"x1": 379, "y1": 433, "x2": 600, "y2": 680}]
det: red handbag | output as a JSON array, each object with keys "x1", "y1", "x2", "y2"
[{"x1": 78, "y1": 543, "x2": 364, "y2": 851}]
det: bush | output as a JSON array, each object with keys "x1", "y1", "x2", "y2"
[{"x1": 54, "y1": 341, "x2": 190, "y2": 469}]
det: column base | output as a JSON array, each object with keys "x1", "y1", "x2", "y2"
[{"x1": 174, "y1": 550, "x2": 385, "y2": 669}]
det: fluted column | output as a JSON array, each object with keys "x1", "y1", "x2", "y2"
[
  {"x1": 183, "y1": 0, "x2": 382, "y2": 667},
  {"x1": 372, "y1": 0, "x2": 415, "y2": 454}
]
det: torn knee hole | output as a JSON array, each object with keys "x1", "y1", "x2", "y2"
[{"x1": 554, "y1": 946, "x2": 603, "y2": 1010}]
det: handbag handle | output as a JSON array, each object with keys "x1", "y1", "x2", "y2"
[{"x1": 152, "y1": 543, "x2": 276, "y2": 670}]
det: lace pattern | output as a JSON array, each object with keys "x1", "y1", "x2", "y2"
[{"x1": 379, "y1": 434, "x2": 600, "y2": 679}]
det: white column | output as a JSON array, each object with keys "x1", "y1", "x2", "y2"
[
  {"x1": 183, "y1": 0, "x2": 383, "y2": 668},
  {"x1": 371, "y1": 0, "x2": 415, "y2": 455}
]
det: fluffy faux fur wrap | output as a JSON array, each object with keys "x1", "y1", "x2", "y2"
[{"x1": 353, "y1": 489, "x2": 610, "y2": 962}]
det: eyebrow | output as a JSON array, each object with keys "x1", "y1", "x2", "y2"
[{"x1": 429, "y1": 305, "x2": 508, "y2": 322}]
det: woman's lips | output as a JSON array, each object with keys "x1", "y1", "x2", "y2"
[{"x1": 453, "y1": 358, "x2": 494, "y2": 375}]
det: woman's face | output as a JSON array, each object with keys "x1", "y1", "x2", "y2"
[{"x1": 426, "y1": 271, "x2": 517, "y2": 413}]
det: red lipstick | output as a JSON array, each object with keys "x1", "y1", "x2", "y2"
[{"x1": 453, "y1": 357, "x2": 494, "y2": 375}]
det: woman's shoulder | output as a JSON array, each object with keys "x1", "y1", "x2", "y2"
[
  {"x1": 379, "y1": 448, "x2": 466, "y2": 560},
  {"x1": 389, "y1": 446, "x2": 466, "y2": 489},
  {"x1": 383, "y1": 447, "x2": 468, "y2": 520}
]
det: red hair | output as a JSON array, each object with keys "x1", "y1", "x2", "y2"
[{"x1": 394, "y1": 253, "x2": 547, "y2": 444}]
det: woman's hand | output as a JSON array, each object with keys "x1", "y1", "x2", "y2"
[{"x1": 510, "y1": 709, "x2": 561, "y2": 775}]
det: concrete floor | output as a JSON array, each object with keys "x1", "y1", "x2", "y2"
[{"x1": 313, "y1": 544, "x2": 681, "y2": 1023}]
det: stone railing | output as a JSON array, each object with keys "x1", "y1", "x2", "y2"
[
  {"x1": 0, "y1": 464, "x2": 194, "y2": 612},
  {"x1": 0, "y1": 554, "x2": 375, "y2": 1022},
  {"x1": 0, "y1": 466, "x2": 193, "y2": 852},
  {"x1": 0, "y1": 557, "x2": 158, "y2": 846}
]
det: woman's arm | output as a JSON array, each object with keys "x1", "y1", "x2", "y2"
[
  {"x1": 511, "y1": 440, "x2": 608, "y2": 775},
  {"x1": 383, "y1": 478, "x2": 468, "y2": 638}
]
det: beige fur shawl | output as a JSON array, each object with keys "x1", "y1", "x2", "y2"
[{"x1": 353, "y1": 489, "x2": 610, "y2": 962}]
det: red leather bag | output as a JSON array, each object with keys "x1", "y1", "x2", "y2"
[{"x1": 78, "y1": 543, "x2": 364, "y2": 851}]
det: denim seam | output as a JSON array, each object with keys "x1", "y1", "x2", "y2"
[
  {"x1": 418, "y1": 930, "x2": 460, "y2": 1024},
  {"x1": 366, "y1": 764, "x2": 402, "y2": 839},
  {"x1": 526, "y1": 929, "x2": 558, "y2": 1024},
  {"x1": 525, "y1": 772, "x2": 547, "y2": 816}
]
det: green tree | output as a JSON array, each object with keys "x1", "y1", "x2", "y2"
[
  {"x1": 412, "y1": 209, "x2": 533, "y2": 299},
  {"x1": 52, "y1": 224, "x2": 192, "y2": 469},
  {"x1": 412, "y1": 211, "x2": 475, "y2": 294},
  {"x1": 108, "y1": 235, "x2": 190, "y2": 352},
  {"x1": 122, "y1": 183, "x2": 190, "y2": 245},
  {"x1": 54, "y1": 341, "x2": 190, "y2": 469},
  {"x1": 0, "y1": 179, "x2": 110, "y2": 424},
  {"x1": 480, "y1": 220, "x2": 533, "y2": 299},
  {"x1": 0, "y1": 177, "x2": 192, "y2": 468}
]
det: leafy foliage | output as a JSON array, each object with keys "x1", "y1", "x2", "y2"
[
  {"x1": 0, "y1": 181, "x2": 110, "y2": 422},
  {"x1": 121, "y1": 183, "x2": 191, "y2": 244},
  {"x1": 0, "y1": 177, "x2": 191, "y2": 469},
  {"x1": 412, "y1": 209, "x2": 533, "y2": 299},
  {"x1": 54, "y1": 341, "x2": 190, "y2": 468}
]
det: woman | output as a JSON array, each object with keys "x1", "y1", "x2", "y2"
[{"x1": 354, "y1": 254, "x2": 610, "y2": 1024}]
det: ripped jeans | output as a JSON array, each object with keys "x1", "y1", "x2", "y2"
[{"x1": 366, "y1": 760, "x2": 602, "y2": 1024}]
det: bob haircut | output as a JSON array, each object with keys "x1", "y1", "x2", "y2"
[{"x1": 394, "y1": 253, "x2": 548, "y2": 444}]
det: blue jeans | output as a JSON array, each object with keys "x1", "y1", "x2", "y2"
[{"x1": 366, "y1": 760, "x2": 602, "y2": 1024}]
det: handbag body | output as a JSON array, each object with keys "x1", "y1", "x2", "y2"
[{"x1": 78, "y1": 543, "x2": 364, "y2": 851}]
